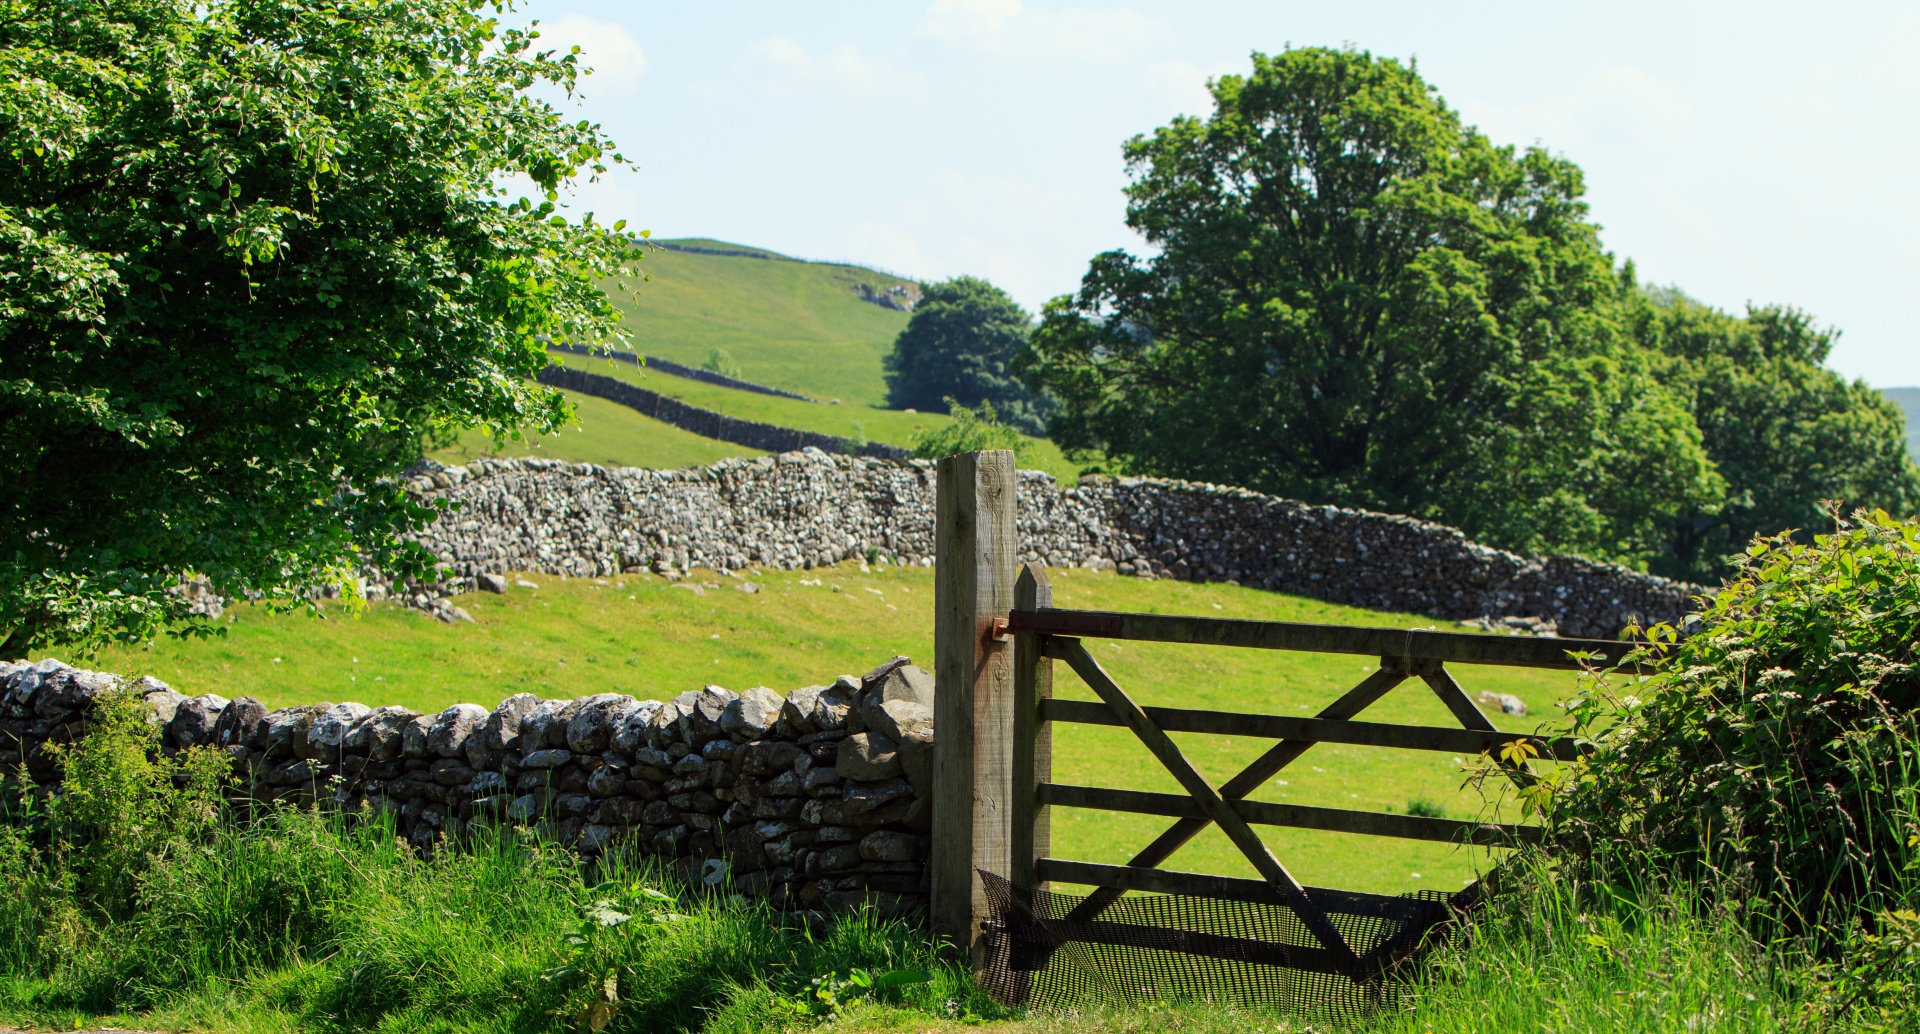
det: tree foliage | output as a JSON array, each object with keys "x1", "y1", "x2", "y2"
[
  {"x1": 1021, "y1": 47, "x2": 1747, "y2": 567},
  {"x1": 884, "y1": 276, "x2": 1048, "y2": 434},
  {"x1": 1630, "y1": 289, "x2": 1920, "y2": 582},
  {"x1": 0, "y1": 0, "x2": 642, "y2": 654}
]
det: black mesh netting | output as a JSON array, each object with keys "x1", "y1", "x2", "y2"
[{"x1": 979, "y1": 871, "x2": 1469, "y2": 1016}]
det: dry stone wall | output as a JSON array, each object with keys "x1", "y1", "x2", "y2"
[
  {"x1": 535, "y1": 365, "x2": 911, "y2": 461},
  {"x1": 1, "y1": 655, "x2": 937, "y2": 916},
  {"x1": 547, "y1": 342, "x2": 815, "y2": 402},
  {"x1": 402, "y1": 450, "x2": 1697, "y2": 638}
]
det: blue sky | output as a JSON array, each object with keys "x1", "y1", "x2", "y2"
[{"x1": 515, "y1": 0, "x2": 1920, "y2": 387}]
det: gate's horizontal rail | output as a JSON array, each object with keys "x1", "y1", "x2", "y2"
[
  {"x1": 1039, "y1": 782, "x2": 1544, "y2": 847},
  {"x1": 1039, "y1": 698, "x2": 1589, "y2": 761},
  {"x1": 1011, "y1": 608, "x2": 1639, "y2": 670},
  {"x1": 1031, "y1": 913, "x2": 1354, "y2": 974},
  {"x1": 1036, "y1": 858, "x2": 1449, "y2": 921}
]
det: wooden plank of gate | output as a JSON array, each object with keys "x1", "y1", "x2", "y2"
[
  {"x1": 1052, "y1": 637, "x2": 1360, "y2": 965},
  {"x1": 1036, "y1": 782, "x2": 1544, "y2": 846},
  {"x1": 1060, "y1": 661, "x2": 1410, "y2": 924},
  {"x1": 1008, "y1": 608, "x2": 1636, "y2": 669},
  {"x1": 1037, "y1": 858, "x2": 1440, "y2": 920},
  {"x1": 1420, "y1": 666, "x2": 1539, "y2": 788},
  {"x1": 1011, "y1": 562, "x2": 1053, "y2": 892},
  {"x1": 1038, "y1": 698, "x2": 1588, "y2": 760},
  {"x1": 1050, "y1": 917, "x2": 1354, "y2": 974}
]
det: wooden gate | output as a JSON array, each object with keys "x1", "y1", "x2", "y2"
[{"x1": 928, "y1": 450, "x2": 1635, "y2": 994}]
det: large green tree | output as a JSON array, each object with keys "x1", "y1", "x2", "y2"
[
  {"x1": 0, "y1": 0, "x2": 641, "y2": 654},
  {"x1": 1630, "y1": 289, "x2": 1920, "y2": 582},
  {"x1": 884, "y1": 276, "x2": 1049, "y2": 434},
  {"x1": 1021, "y1": 47, "x2": 1724, "y2": 566}
]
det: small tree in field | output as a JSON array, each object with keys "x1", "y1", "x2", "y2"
[
  {"x1": 885, "y1": 277, "x2": 1049, "y2": 435},
  {"x1": 0, "y1": 0, "x2": 643, "y2": 654}
]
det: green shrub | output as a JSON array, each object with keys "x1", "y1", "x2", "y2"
[
  {"x1": 908, "y1": 398, "x2": 1029, "y2": 461},
  {"x1": 703, "y1": 348, "x2": 745, "y2": 380},
  {"x1": 1544, "y1": 507, "x2": 1920, "y2": 935}
]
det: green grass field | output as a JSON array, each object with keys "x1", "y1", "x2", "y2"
[
  {"x1": 609, "y1": 240, "x2": 915, "y2": 407},
  {"x1": 432, "y1": 387, "x2": 766, "y2": 469},
  {"x1": 99, "y1": 566, "x2": 1578, "y2": 898},
  {"x1": 547, "y1": 351, "x2": 1087, "y2": 480},
  {"x1": 425, "y1": 238, "x2": 1095, "y2": 479}
]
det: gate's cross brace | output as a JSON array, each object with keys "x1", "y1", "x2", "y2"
[
  {"x1": 1420, "y1": 665, "x2": 1538, "y2": 787},
  {"x1": 1050, "y1": 636, "x2": 1360, "y2": 964},
  {"x1": 1055, "y1": 651, "x2": 1413, "y2": 926},
  {"x1": 1045, "y1": 645, "x2": 1543, "y2": 931}
]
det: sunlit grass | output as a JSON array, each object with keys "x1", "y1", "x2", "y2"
[
  {"x1": 430, "y1": 386, "x2": 765, "y2": 470},
  {"x1": 100, "y1": 565, "x2": 1577, "y2": 896}
]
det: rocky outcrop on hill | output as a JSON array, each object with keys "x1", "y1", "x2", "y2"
[
  {"x1": 1, "y1": 655, "x2": 937, "y2": 917},
  {"x1": 396, "y1": 450, "x2": 1697, "y2": 639}
]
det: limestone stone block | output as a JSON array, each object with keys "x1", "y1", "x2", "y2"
[{"x1": 836, "y1": 732, "x2": 900, "y2": 781}]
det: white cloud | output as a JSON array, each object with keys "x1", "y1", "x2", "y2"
[
  {"x1": 917, "y1": 0, "x2": 1162, "y2": 63},
  {"x1": 538, "y1": 14, "x2": 647, "y2": 95},
  {"x1": 745, "y1": 37, "x2": 917, "y2": 98}
]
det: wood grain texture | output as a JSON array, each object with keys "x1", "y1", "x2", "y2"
[
  {"x1": 1012, "y1": 562, "x2": 1053, "y2": 891},
  {"x1": 929, "y1": 450, "x2": 1018, "y2": 962},
  {"x1": 1037, "y1": 782, "x2": 1545, "y2": 846},
  {"x1": 1036, "y1": 697, "x2": 1588, "y2": 760},
  {"x1": 1009, "y1": 608, "x2": 1637, "y2": 670},
  {"x1": 1036, "y1": 858, "x2": 1445, "y2": 920}
]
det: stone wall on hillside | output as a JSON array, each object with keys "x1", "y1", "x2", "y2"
[
  {"x1": 0, "y1": 656, "x2": 936, "y2": 915},
  {"x1": 548, "y1": 342, "x2": 815, "y2": 402},
  {"x1": 401, "y1": 450, "x2": 1698, "y2": 639},
  {"x1": 535, "y1": 365, "x2": 912, "y2": 461}
]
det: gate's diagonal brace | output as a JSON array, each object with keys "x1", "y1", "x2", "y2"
[
  {"x1": 1419, "y1": 666, "x2": 1538, "y2": 789},
  {"x1": 1053, "y1": 651, "x2": 1411, "y2": 925},
  {"x1": 1050, "y1": 637, "x2": 1360, "y2": 965}
]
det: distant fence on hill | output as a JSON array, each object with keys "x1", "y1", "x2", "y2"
[
  {"x1": 549, "y1": 342, "x2": 814, "y2": 401},
  {"x1": 537, "y1": 365, "x2": 911, "y2": 461}
]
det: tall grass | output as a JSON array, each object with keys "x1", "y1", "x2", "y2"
[
  {"x1": 3, "y1": 803, "x2": 990, "y2": 1033},
  {"x1": 0, "y1": 690, "x2": 991, "y2": 1033}
]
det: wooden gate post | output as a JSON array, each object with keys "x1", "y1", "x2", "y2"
[
  {"x1": 1010, "y1": 561, "x2": 1052, "y2": 893},
  {"x1": 930, "y1": 450, "x2": 1018, "y2": 963}
]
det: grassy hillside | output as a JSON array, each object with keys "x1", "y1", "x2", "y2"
[
  {"x1": 427, "y1": 239, "x2": 1093, "y2": 479},
  {"x1": 432, "y1": 387, "x2": 765, "y2": 469},
  {"x1": 98, "y1": 564, "x2": 1572, "y2": 898},
  {"x1": 1886, "y1": 386, "x2": 1920, "y2": 462},
  {"x1": 551, "y1": 351, "x2": 1086, "y2": 480},
  {"x1": 608, "y1": 239, "x2": 914, "y2": 407}
]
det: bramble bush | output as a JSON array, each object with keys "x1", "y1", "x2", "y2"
[{"x1": 1529, "y1": 507, "x2": 1920, "y2": 1027}]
